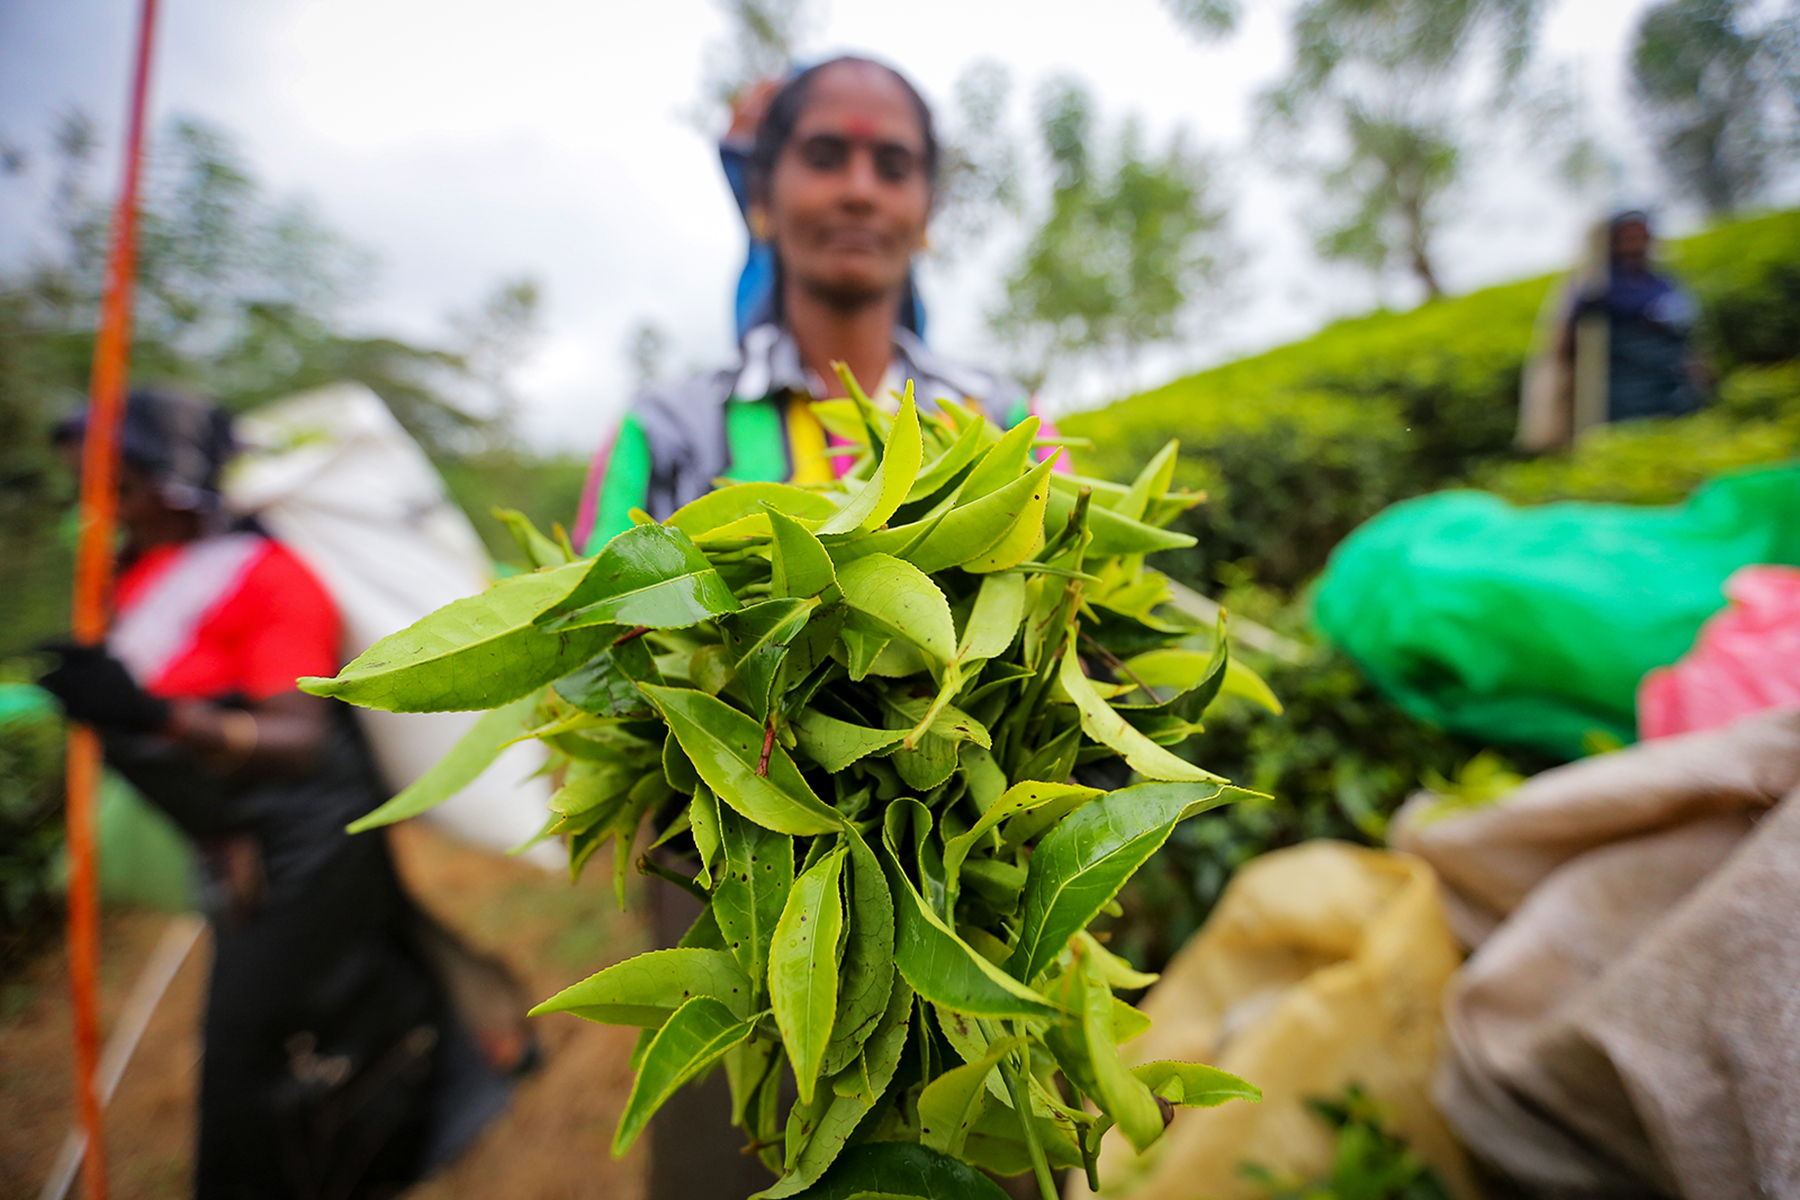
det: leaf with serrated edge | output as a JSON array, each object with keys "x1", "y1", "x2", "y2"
[
  {"x1": 301, "y1": 562, "x2": 605, "y2": 713},
  {"x1": 918, "y1": 1036, "x2": 1025, "y2": 1156},
  {"x1": 1055, "y1": 640, "x2": 1224, "y2": 782},
  {"x1": 612, "y1": 996, "x2": 753, "y2": 1153},
  {"x1": 941, "y1": 780, "x2": 1098, "y2": 907},
  {"x1": 820, "y1": 827, "x2": 895, "y2": 1077},
  {"x1": 641, "y1": 684, "x2": 844, "y2": 836},
  {"x1": 1010, "y1": 781, "x2": 1244, "y2": 984},
  {"x1": 880, "y1": 806, "x2": 1056, "y2": 1019},
  {"x1": 714, "y1": 804, "x2": 794, "y2": 990},
  {"x1": 1131, "y1": 1060, "x2": 1262, "y2": 1107},
  {"x1": 771, "y1": 850, "x2": 846, "y2": 1104},
  {"x1": 815, "y1": 390, "x2": 922, "y2": 535},
  {"x1": 530, "y1": 948, "x2": 752, "y2": 1025},
  {"x1": 905, "y1": 454, "x2": 1056, "y2": 575},
  {"x1": 538, "y1": 524, "x2": 740, "y2": 631},
  {"x1": 666, "y1": 482, "x2": 835, "y2": 536},
  {"x1": 761, "y1": 976, "x2": 914, "y2": 1198},
  {"x1": 837, "y1": 554, "x2": 956, "y2": 665},
  {"x1": 769, "y1": 508, "x2": 838, "y2": 599},
  {"x1": 793, "y1": 708, "x2": 910, "y2": 773},
  {"x1": 955, "y1": 572, "x2": 1027, "y2": 664},
  {"x1": 347, "y1": 692, "x2": 539, "y2": 831}
]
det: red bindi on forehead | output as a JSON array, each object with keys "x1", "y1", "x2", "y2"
[{"x1": 841, "y1": 116, "x2": 880, "y2": 139}]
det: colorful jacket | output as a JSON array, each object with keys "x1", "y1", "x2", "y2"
[{"x1": 572, "y1": 324, "x2": 1038, "y2": 554}]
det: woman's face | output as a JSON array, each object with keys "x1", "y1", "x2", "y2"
[{"x1": 762, "y1": 61, "x2": 932, "y2": 311}]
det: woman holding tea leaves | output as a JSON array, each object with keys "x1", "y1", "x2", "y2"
[
  {"x1": 571, "y1": 56, "x2": 1042, "y2": 555},
  {"x1": 573, "y1": 56, "x2": 1045, "y2": 1199}
]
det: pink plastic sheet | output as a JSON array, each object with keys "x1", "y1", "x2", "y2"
[{"x1": 1638, "y1": 565, "x2": 1800, "y2": 739}]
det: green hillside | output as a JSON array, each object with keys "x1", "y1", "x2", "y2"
[{"x1": 1063, "y1": 209, "x2": 1800, "y2": 589}]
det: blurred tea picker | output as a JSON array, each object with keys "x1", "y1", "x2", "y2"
[{"x1": 223, "y1": 382, "x2": 560, "y2": 868}]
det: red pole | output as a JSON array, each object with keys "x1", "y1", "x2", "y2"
[{"x1": 67, "y1": 2, "x2": 161, "y2": 1197}]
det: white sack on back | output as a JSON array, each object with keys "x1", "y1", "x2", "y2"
[{"x1": 224, "y1": 382, "x2": 558, "y2": 869}]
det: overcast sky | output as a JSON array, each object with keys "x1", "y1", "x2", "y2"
[{"x1": 0, "y1": 0, "x2": 1695, "y2": 450}]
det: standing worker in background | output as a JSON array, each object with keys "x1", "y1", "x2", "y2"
[
  {"x1": 1518, "y1": 209, "x2": 1708, "y2": 451},
  {"x1": 571, "y1": 55, "x2": 1037, "y2": 1199},
  {"x1": 36, "y1": 388, "x2": 512, "y2": 1200}
]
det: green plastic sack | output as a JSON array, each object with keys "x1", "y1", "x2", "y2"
[{"x1": 1313, "y1": 463, "x2": 1800, "y2": 759}]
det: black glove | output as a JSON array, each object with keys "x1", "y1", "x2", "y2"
[{"x1": 35, "y1": 641, "x2": 172, "y2": 733}]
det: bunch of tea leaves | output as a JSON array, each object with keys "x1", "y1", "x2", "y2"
[{"x1": 304, "y1": 372, "x2": 1262, "y2": 1198}]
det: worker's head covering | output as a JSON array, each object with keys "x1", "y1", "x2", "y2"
[{"x1": 56, "y1": 387, "x2": 236, "y2": 513}]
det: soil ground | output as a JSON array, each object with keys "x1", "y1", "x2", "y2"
[{"x1": 0, "y1": 822, "x2": 650, "y2": 1200}]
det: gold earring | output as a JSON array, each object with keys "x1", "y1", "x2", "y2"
[
  {"x1": 750, "y1": 210, "x2": 771, "y2": 241},
  {"x1": 920, "y1": 231, "x2": 931, "y2": 253}
]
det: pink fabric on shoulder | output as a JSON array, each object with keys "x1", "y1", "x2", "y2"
[{"x1": 1638, "y1": 565, "x2": 1800, "y2": 739}]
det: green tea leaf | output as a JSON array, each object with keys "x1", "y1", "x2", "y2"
[
  {"x1": 905, "y1": 454, "x2": 1056, "y2": 575},
  {"x1": 816, "y1": 390, "x2": 922, "y2": 535},
  {"x1": 666, "y1": 482, "x2": 836, "y2": 536},
  {"x1": 301, "y1": 562, "x2": 607, "y2": 712},
  {"x1": 763, "y1": 977, "x2": 916, "y2": 1198},
  {"x1": 881, "y1": 807, "x2": 1056, "y2": 1019},
  {"x1": 793, "y1": 708, "x2": 910, "y2": 773},
  {"x1": 539, "y1": 523, "x2": 740, "y2": 631},
  {"x1": 530, "y1": 947, "x2": 752, "y2": 1025},
  {"x1": 958, "y1": 416, "x2": 1039, "y2": 501},
  {"x1": 689, "y1": 783, "x2": 722, "y2": 889},
  {"x1": 772, "y1": 849, "x2": 847, "y2": 1104},
  {"x1": 1116, "y1": 440, "x2": 1179, "y2": 523},
  {"x1": 837, "y1": 554, "x2": 956, "y2": 665},
  {"x1": 901, "y1": 411, "x2": 988, "y2": 504},
  {"x1": 918, "y1": 1036, "x2": 1025, "y2": 1156},
  {"x1": 1055, "y1": 641, "x2": 1224, "y2": 782},
  {"x1": 764, "y1": 1141, "x2": 1009, "y2": 1200},
  {"x1": 769, "y1": 508, "x2": 839, "y2": 600},
  {"x1": 1073, "y1": 951, "x2": 1163, "y2": 1152},
  {"x1": 955, "y1": 573, "x2": 1027, "y2": 664},
  {"x1": 1011, "y1": 780, "x2": 1244, "y2": 984},
  {"x1": 642, "y1": 684, "x2": 845, "y2": 836},
  {"x1": 941, "y1": 780, "x2": 1098, "y2": 900},
  {"x1": 613, "y1": 996, "x2": 754, "y2": 1154},
  {"x1": 1045, "y1": 479, "x2": 1195, "y2": 557},
  {"x1": 346, "y1": 692, "x2": 540, "y2": 831},
  {"x1": 1131, "y1": 1061, "x2": 1261, "y2": 1107},
  {"x1": 554, "y1": 636, "x2": 663, "y2": 718},
  {"x1": 722, "y1": 597, "x2": 818, "y2": 719},
  {"x1": 494, "y1": 507, "x2": 569, "y2": 568},
  {"x1": 715, "y1": 804, "x2": 795, "y2": 990},
  {"x1": 820, "y1": 826, "x2": 895, "y2": 1077}
]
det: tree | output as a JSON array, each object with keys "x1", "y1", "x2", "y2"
[
  {"x1": 699, "y1": 0, "x2": 812, "y2": 121},
  {"x1": 0, "y1": 113, "x2": 541, "y2": 651},
  {"x1": 1630, "y1": 0, "x2": 1800, "y2": 216},
  {"x1": 930, "y1": 60, "x2": 1024, "y2": 262},
  {"x1": 1169, "y1": 0, "x2": 1546, "y2": 300},
  {"x1": 994, "y1": 77, "x2": 1232, "y2": 390}
]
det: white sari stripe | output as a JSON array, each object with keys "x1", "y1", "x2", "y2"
[{"x1": 109, "y1": 534, "x2": 267, "y2": 688}]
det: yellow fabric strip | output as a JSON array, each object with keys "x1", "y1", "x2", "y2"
[{"x1": 783, "y1": 393, "x2": 835, "y2": 485}]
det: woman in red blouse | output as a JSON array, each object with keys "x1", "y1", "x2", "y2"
[{"x1": 40, "y1": 389, "x2": 509, "y2": 1200}]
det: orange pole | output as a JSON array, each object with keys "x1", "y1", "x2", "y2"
[{"x1": 66, "y1": 2, "x2": 161, "y2": 1198}]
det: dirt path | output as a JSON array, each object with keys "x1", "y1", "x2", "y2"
[{"x1": 0, "y1": 824, "x2": 649, "y2": 1200}]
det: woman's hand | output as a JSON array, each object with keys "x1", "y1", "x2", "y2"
[
  {"x1": 35, "y1": 641, "x2": 171, "y2": 732},
  {"x1": 164, "y1": 691, "x2": 332, "y2": 779}
]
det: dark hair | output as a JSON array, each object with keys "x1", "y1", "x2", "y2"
[{"x1": 748, "y1": 56, "x2": 940, "y2": 200}]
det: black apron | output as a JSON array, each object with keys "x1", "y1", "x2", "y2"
[{"x1": 105, "y1": 704, "x2": 509, "y2": 1199}]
